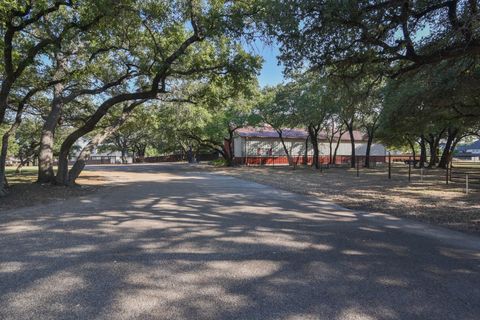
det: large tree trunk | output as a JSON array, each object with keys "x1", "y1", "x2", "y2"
[
  {"x1": 332, "y1": 130, "x2": 345, "y2": 165},
  {"x1": 37, "y1": 97, "x2": 62, "y2": 183},
  {"x1": 362, "y1": 118, "x2": 379, "y2": 168},
  {"x1": 346, "y1": 123, "x2": 356, "y2": 168},
  {"x1": 438, "y1": 128, "x2": 458, "y2": 169},
  {"x1": 56, "y1": 144, "x2": 71, "y2": 185},
  {"x1": 406, "y1": 138, "x2": 417, "y2": 167},
  {"x1": 0, "y1": 77, "x2": 14, "y2": 126},
  {"x1": 364, "y1": 133, "x2": 373, "y2": 168},
  {"x1": 308, "y1": 124, "x2": 320, "y2": 169},
  {"x1": 426, "y1": 137, "x2": 436, "y2": 168},
  {"x1": 68, "y1": 145, "x2": 93, "y2": 185},
  {"x1": 328, "y1": 138, "x2": 334, "y2": 165},
  {"x1": 57, "y1": 101, "x2": 144, "y2": 185},
  {"x1": 303, "y1": 136, "x2": 309, "y2": 165},
  {"x1": 0, "y1": 132, "x2": 11, "y2": 196},
  {"x1": 38, "y1": 53, "x2": 66, "y2": 183},
  {"x1": 68, "y1": 108, "x2": 137, "y2": 185},
  {"x1": 135, "y1": 145, "x2": 146, "y2": 162},
  {"x1": 56, "y1": 99, "x2": 147, "y2": 185},
  {"x1": 221, "y1": 143, "x2": 234, "y2": 167},
  {"x1": 419, "y1": 135, "x2": 427, "y2": 168},
  {"x1": 222, "y1": 129, "x2": 235, "y2": 166},
  {"x1": 120, "y1": 149, "x2": 128, "y2": 164},
  {"x1": 0, "y1": 98, "x2": 26, "y2": 196},
  {"x1": 277, "y1": 130, "x2": 293, "y2": 166},
  {"x1": 426, "y1": 131, "x2": 445, "y2": 168}
]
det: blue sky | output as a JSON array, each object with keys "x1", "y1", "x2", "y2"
[
  {"x1": 252, "y1": 26, "x2": 432, "y2": 88},
  {"x1": 247, "y1": 41, "x2": 285, "y2": 88}
]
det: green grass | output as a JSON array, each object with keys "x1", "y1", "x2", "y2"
[
  {"x1": 452, "y1": 162, "x2": 480, "y2": 168},
  {"x1": 5, "y1": 166, "x2": 38, "y2": 184}
]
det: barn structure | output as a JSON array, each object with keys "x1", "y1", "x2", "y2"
[{"x1": 232, "y1": 126, "x2": 386, "y2": 165}]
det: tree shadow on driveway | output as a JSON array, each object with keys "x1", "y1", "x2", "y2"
[{"x1": 0, "y1": 169, "x2": 479, "y2": 320}]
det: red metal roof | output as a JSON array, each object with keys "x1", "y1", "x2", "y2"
[{"x1": 236, "y1": 126, "x2": 368, "y2": 141}]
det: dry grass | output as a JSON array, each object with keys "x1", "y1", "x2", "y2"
[
  {"x1": 209, "y1": 164, "x2": 480, "y2": 234},
  {"x1": 1, "y1": 166, "x2": 107, "y2": 211}
]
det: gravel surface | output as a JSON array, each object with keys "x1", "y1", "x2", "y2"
[
  {"x1": 0, "y1": 163, "x2": 479, "y2": 320},
  {"x1": 210, "y1": 165, "x2": 480, "y2": 234}
]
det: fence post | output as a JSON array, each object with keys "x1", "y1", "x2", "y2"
[
  {"x1": 408, "y1": 156, "x2": 411, "y2": 182},
  {"x1": 445, "y1": 160, "x2": 449, "y2": 185},
  {"x1": 421, "y1": 167, "x2": 424, "y2": 182},
  {"x1": 245, "y1": 138, "x2": 248, "y2": 166},
  {"x1": 356, "y1": 157, "x2": 359, "y2": 177},
  {"x1": 466, "y1": 173, "x2": 469, "y2": 194},
  {"x1": 388, "y1": 152, "x2": 391, "y2": 179},
  {"x1": 449, "y1": 155, "x2": 453, "y2": 182}
]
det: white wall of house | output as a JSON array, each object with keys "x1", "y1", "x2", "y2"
[
  {"x1": 466, "y1": 149, "x2": 480, "y2": 154},
  {"x1": 355, "y1": 143, "x2": 386, "y2": 156},
  {"x1": 233, "y1": 137, "x2": 243, "y2": 157},
  {"x1": 233, "y1": 137, "x2": 386, "y2": 157}
]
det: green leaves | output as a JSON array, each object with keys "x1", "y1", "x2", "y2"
[{"x1": 261, "y1": 0, "x2": 480, "y2": 76}]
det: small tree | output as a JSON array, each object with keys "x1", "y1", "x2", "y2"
[
  {"x1": 290, "y1": 72, "x2": 334, "y2": 169},
  {"x1": 255, "y1": 85, "x2": 297, "y2": 166}
]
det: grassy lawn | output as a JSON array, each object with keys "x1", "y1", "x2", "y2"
[
  {"x1": 212, "y1": 164, "x2": 480, "y2": 234},
  {"x1": 5, "y1": 166, "x2": 39, "y2": 184},
  {"x1": 1, "y1": 166, "x2": 106, "y2": 211}
]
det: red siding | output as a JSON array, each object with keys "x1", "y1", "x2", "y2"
[{"x1": 234, "y1": 155, "x2": 388, "y2": 166}]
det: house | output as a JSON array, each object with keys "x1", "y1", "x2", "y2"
[
  {"x1": 453, "y1": 140, "x2": 480, "y2": 161},
  {"x1": 232, "y1": 126, "x2": 386, "y2": 165},
  {"x1": 456, "y1": 140, "x2": 480, "y2": 155},
  {"x1": 69, "y1": 138, "x2": 133, "y2": 164}
]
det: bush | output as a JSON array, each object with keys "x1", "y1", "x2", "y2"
[{"x1": 211, "y1": 158, "x2": 228, "y2": 167}]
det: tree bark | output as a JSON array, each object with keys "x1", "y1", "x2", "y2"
[
  {"x1": 0, "y1": 132, "x2": 11, "y2": 196},
  {"x1": 0, "y1": 93, "x2": 31, "y2": 195},
  {"x1": 303, "y1": 136, "x2": 309, "y2": 165},
  {"x1": 224, "y1": 129, "x2": 235, "y2": 166},
  {"x1": 345, "y1": 121, "x2": 356, "y2": 168},
  {"x1": 121, "y1": 149, "x2": 128, "y2": 164},
  {"x1": 277, "y1": 130, "x2": 293, "y2": 166},
  {"x1": 222, "y1": 142, "x2": 234, "y2": 166},
  {"x1": 135, "y1": 145, "x2": 146, "y2": 162},
  {"x1": 332, "y1": 134, "x2": 342, "y2": 165},
  {"x1": 364, "y1": 133, "x2": 373, "y2": 168},
  {"x1": 58, "y1": 100, "x2": 145, "y2": 185},
  {"x1": 406, "y1": 138, "x2": 417, "y2": 167},
  {"x1": 361, "y1": 116, "x2": 379, "y2": 169},
  {"x1": 438, "y1": 128, "x2": 458, "y2": 168},
  {"x1": 328, "y1": 139, "x2": 333, "y2": 164},
  {"x1": 38, "y1": 53, "x2": 66, "y2": 183},
  {"x1": 308, "y1": 124, "x2": 321, "y2": 169},
  {"x1": 419, "y1": 135, "x2": 427, "y2": 168},
  {"x1": 426, "y1": 136, "x2": 435, "y2": 168},
  {"x1": 67, "y1": 104, "x2": 139, "y2": 185},
  {"x1": 426, "y1": 130, "x2": 445, "y2": 167},
  {"x1": 0, "y1": 79, "x2": 14, "y2": 127},
  {"x1": 55, "y1": 94, "x2": 154, "y2": 185}
]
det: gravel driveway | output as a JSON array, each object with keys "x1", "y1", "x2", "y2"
[{"x1": 0, "y1": 163, "x2": 479, "y2": 319}]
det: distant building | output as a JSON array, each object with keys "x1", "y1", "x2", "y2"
[
  {"x1": 453, "y1": 140, "x2": 480, "y2": 162},
  {"x1": 456, "y1": 140, "x2": 480, "y2": 155},
  {"x1": 232, "y1": 126, "x2": 386, "y2": 165},
  {"x1": 69, "y1": 138, "x2": 133, "y2": 164}
]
